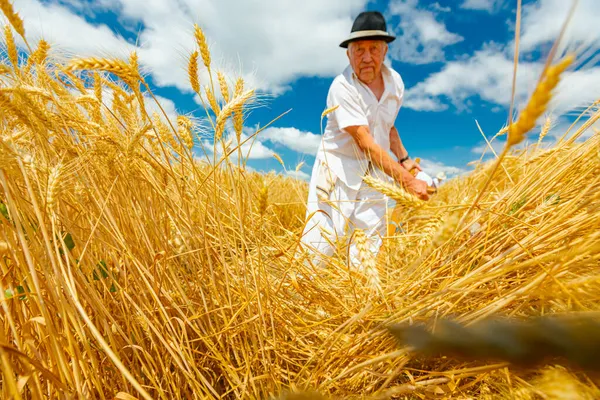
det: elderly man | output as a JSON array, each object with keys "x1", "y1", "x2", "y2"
[{"x1": 301, "y1": 10, "x2": 430, "y2": 268}]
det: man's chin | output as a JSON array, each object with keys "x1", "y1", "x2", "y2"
[{"x1": 358, "y1": 73, "x2": 375, "y2": 83}]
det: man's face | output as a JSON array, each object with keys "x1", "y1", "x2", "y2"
[{"x1": 347, "y1": 40, "x2": 387, "y2": 84}]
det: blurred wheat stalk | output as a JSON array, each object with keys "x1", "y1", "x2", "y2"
[{"x1": 1, "y1": 1, "x2": 600, "y2": 399}]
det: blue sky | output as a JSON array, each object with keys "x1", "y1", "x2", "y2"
[{"x1": 7, "y1": 0, "x2": 600, "y2": 180}]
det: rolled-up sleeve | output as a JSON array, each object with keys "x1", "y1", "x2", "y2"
[{"x1": 327, "y1": 80, "x2": 368, "y2": 130}]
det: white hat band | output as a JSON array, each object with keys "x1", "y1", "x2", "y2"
[{"x1": 347, "y1": 30, "x2": 391, "y2": 40}]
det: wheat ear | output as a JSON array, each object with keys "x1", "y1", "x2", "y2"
[
  {"x1": 66, "y1": 58, "x2": 139, "y2": 88},
  {"x1": 215, "y1": 89, "x2": 254, "y2": 141},
  {"x1": 177, "y1": 116, "x2": 194, "y2": 150},
  {"x1": 0, "y1": 0, "x2": 27, "y2": 44},
  {"x1": 30, "y1": 39, "x2": 50, "y2": 65},
  {"x1": 46, "y1": 162, "x2": 64, "y2": 215},
  {"x1": 233, "y1": 78, "x2": 245, "y2": 141},
  {"x1": 508, "y1": 55, "x2": 573, "y2": 147},
  {"x1": 205, "y1": 86, "x2": 220, "y2": 115},
  {"x1": 258, "y1": 180, "x2": 269, "y2": 216},
  {"x1": 4, "y1": 25, "x2": 19, "y2": 73},
  {"x1": 194, "y1": 25, "x2": 211, "y2": 70},
  {"x1": 217, "y1": 71, "x2": 230, "y2": 103},
  {"x1": 353, "y1": 229, "x2": 381, "y2": 294},
  {"x1": 188, "y1": 50, "x2": 200, "y2": 93},
  {"x1": 362, "y1": 175, "x2": 423, "y2": 208},
  {"x1": 537, "y1": 116, "x2": 552, "y2": 146},
  {"x1": 460, "y1": 54, "x2": 574, "y2": 226}
]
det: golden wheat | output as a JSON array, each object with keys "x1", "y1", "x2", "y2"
[
  {"x1": 27, "y1": 39, "x2": 50, "y2": 67},
  {"x1": 4, "y1": 25, "x2": 18, "y2": 72},
  {"x1": 353, "y1": 229, "x2": 382, "y2": 294},
  {"x1": 214, "y1": 89, "x2": 254, "y2": 140},
  {"x1": 362, "y1": 174, "x2": 424, "y2": 208},
  {"x1": 507, "y1": 55, "x2": 574, "y2": 147},
  {"x1": 1, "y1": 10, "x2": 600, "y2": 400},
  {"x1": 177, "y1": 115, "x2": 194, "y2": 150},
  {"x1": 0, "y1": 0, "x2": 26, "y2": 42},
  {"x1": 188, "y1": 50, "x2": 200, "y2": 94},
  {"x1": 66, "y1": 57, "x2": 140, "y2": 88},
  {"x1": 194, "y1": 24, "x2": 211, "y2": 70},
  {"x1": 205, "y1": 85, "x2": 220, "y2": 115},
  {"x1": 217, "y1": 71, "x2": 230, "y2": 103}
]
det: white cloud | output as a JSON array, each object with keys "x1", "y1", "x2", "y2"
[
  {"x1": 405, "y1": 47, "x2": 539, "y2": 112},
  {"x1": 547, "y1": 113, "x2": 600, "y2": 142},
  {"x1": 200, "y1": 131, "x2": 276, "y2": 161},
  {"x1": 404, "y1": 0, "x2": 600, "y2": 116},
  {"x1": 460, "y1": 0, "x2": 505, "y2": 13},
  {"x1": 405, "y1": 49, "x2": 600, "y2": 117},
  {"x1": 402, "y1": 95, "x2": 448, "y2": 112},
  {"x1": 430, "y1": 3, "x2": 451, "y2": 13},
  {"x1": 11, "y1": 0, "x2": 135, "y2": 59},
  {"x1": 145, "y1": 94, "x2": 178, "y2": 124},
  {"x1": 12, "y1": 0, "x2": 372, "y2": 95},
  {"x1": 419, "y1": 158, "x2": 467, "y2": 178},
  {"x1": 519, "y1": 0, "x2": 600, "y2": 55},
  {"x1": 285, "y1": 169, "x2": 311, "y2": 181},
  {"x1": 260, "y1": 127, "x2": 321, "y2": 155},
  {"x1": 387, "y1": 0, "x2": 463, "y2": 64}
]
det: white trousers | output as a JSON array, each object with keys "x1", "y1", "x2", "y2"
[{"x1": 300, "y1": 159, "x2": 392, "y2": 269}]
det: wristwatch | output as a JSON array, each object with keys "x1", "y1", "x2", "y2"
[{"x1": 400, "y1": 154, "x2": 410, "y2": 163}]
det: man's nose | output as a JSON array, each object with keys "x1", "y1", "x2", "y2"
[{"x1": 363, "y1": 50, "x2": 373, "y2": 62}]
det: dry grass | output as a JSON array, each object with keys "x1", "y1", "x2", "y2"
[{"x1": 1, "y1": 10, "x2": 600, "y2": 400}]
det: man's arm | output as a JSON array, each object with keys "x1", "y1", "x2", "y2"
[
  {"x1": 390, "y1": 126, "x2": 421, "y2": 173},
  {"x1": 389, "y1": 126, "x2": 407, "y2": 161},
  {"x1": 344, "y1": 125, "x2": 429, "y2": 200}
]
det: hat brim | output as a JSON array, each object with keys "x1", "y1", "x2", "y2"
[{"x1": 339, "y1": 30, "x2": 395, "y2": 48}]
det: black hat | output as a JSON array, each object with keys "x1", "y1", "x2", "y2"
[{"x1": 339, "y1": 11, "x2": 396, "y2": 48}]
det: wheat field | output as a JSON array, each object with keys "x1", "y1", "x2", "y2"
[{"x1": 1, "y1": 2, "x2": 600, "y2": 399}]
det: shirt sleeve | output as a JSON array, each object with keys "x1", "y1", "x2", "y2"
[{"x1": 327, "y1": 80, "x2": 368, "y2": 129}]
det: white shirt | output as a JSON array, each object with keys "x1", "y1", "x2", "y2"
[{"x1": 316, "y1": 62, "x2": 404, "y2": 190}]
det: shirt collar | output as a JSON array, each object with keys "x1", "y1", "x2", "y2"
[{"x1": 346, "y1": 63, "x2": 393, "y2": 101}]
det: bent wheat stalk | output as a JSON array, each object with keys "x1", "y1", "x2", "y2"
[
  {"x1": 461, "y1": 53, "x2": 574, "y2": 226},
  {"x1": 362, "y1": 175, "x2": 423, "y2": 208}
]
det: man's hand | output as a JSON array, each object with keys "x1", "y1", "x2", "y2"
[
  {"x1": 401, "y1": 158, "x2": 421, "y2": 174},
  {"x1": 405, "y1": 176, "x2": 430, "y2": 201}
]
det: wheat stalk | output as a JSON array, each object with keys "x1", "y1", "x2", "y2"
[
  {"x1": 46, "y1": 162, "x2": 64, "y2": 215},
  {"x1": 4, "y1": 25, "x2": 19, "y2": 74},
  {"x1": 177, "y1": 116, "x2": 194, "y2": 150},
  {"x1": 194, "y1": 25, "x2": 211, "y2": 70},
  {"x1": 321, "y1": 105, "x2": 339, "y2": 118},
  {"x1": 66, "y1": 57, "x2": 140, "y2": 88},
  {"x1": 233, "y1": 78, "x2": 245, "y2": 142},
  {"x1": 258, "y1": 180, "x2": 269, "y2": 216},
  {"x1": 0, "y1": 0, "x2": 26, "y2": 43},
  {"x1": 362, "y1": 175, "x2": 423, "y2": 208},
  {"x1": 217, "y1": 71, "x2": 230, "y2": 103},
  {"x1": 461, "y1": 54, "x2": 574, "y2": 226},
  {"x1": 537, "y1": 116, "x2": 552, "y2": 146},
  {"x1": 353, "y1": 229, "x2": 381, "y2": 294},
  {"x1": 215, "y1": 89, "x2": 254, "y2": 141},
  {"x1": 188, "y1": 50, "x2": 200, "y2": 94},
  {"x1": 27, "y1": 39, "x2": 50, "y2": 69},
  {"x1": 205, "y1": 86, "x2": 220, "y2": 115},
  {"x1": 508, "y1": 55, "x2": 573, "y2": 147}
]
